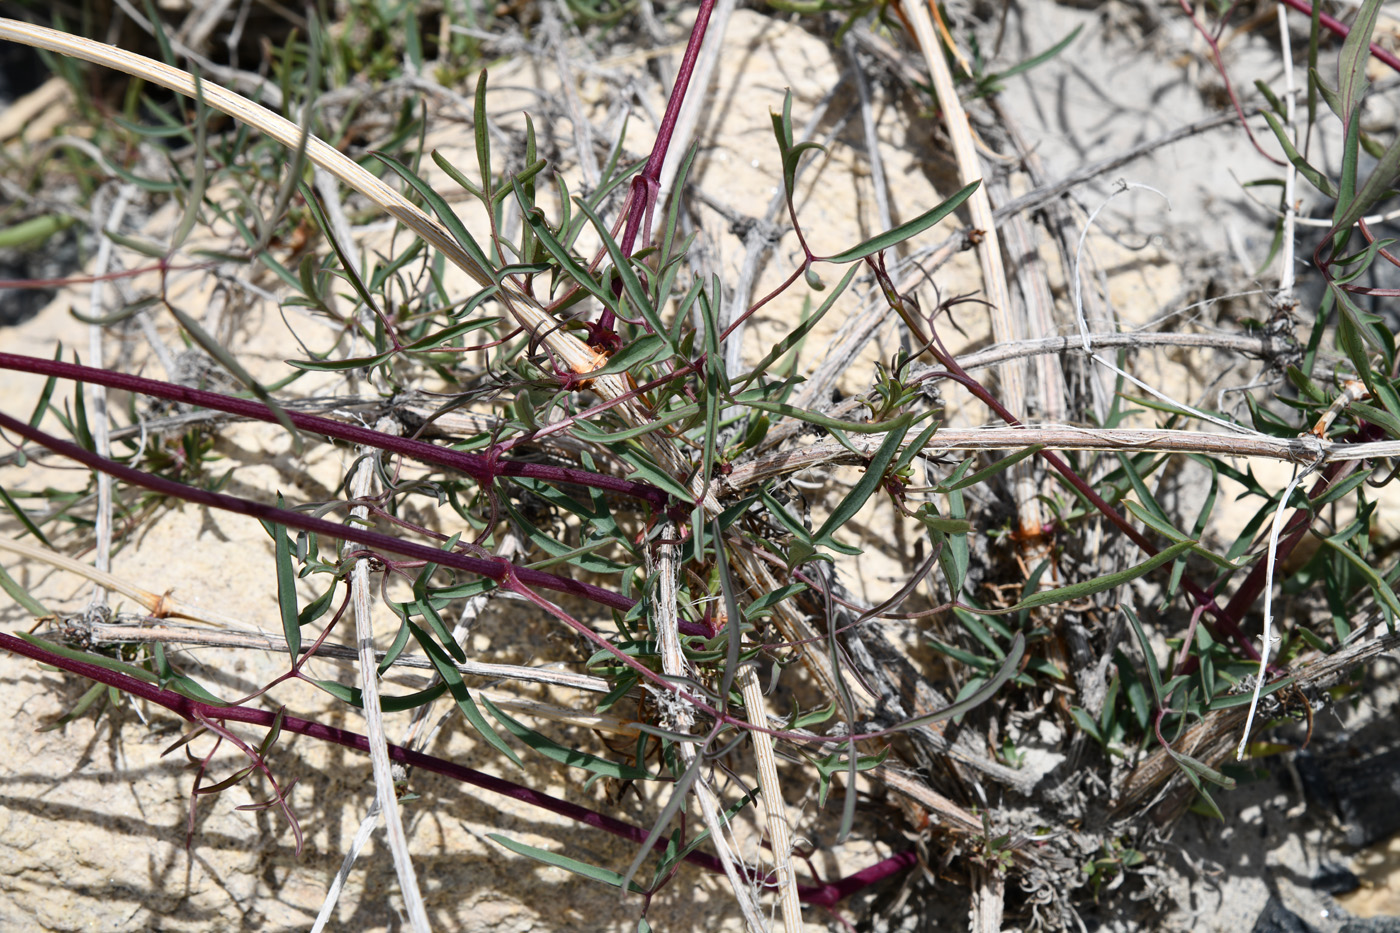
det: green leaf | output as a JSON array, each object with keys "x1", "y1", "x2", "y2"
[
  {"x1": 813, "y1": 414, "x2": 913, "y2": 554},
  {"x1": 272, "y1": 514, "x2": 300, "y2": 661},
  {"x1": 892, "y1": 632, "x2": 1026, "y2": 732},
  {"x1": 1208, "y1": 676, "x2": 1294, "y2": 710},
  {"x1": 1121, "y1": 500, "x2": 1241, "y2": 572},
  {"x1": 151, "y1": 643, "x2": 227, "y2": 705},
  {"x1": 1338, "y1": 0, "x2": 1382, "y2": 124},
  {"x1": 938, "y1": 489, "x2": 970, "y2": 596},
  {"x1": 474, "y1": 70, "x2": 493, "y2": 204},
  {"x1": 569, "y1": 405, "x2": 696, "y2": 443},
  {"x1": 514, "y1": 177, "x2": 613, "y2": 305},
  {"x1": 892, "y1": 417, "x2": 944, "y2": 474},
  {"x1": 588, "y1": 334, "x2": 669, "y2": 377},
  {"x1": 311, "y1": 680, "x2": 451, "y2": 713},
  {"x1": 943, "y1": 445, "x2": 1044, "y2": 492},
  {"x1": 618, "y1": 750, "x2": 704, "y2": 895},
  {"x1": 985, "y1": 25, "x2": 1082, "y2": 83},
  {"x1": 166, "y1": 304, "x2": 301, "y2": 445},
  {"x1": 1253, "y1": 79, "x2": 1285, "y2": 117},
  {"x1": 488, "y1": 834, "x2": 648, "y2": 894},
  {"x1": 745, "y1": 583, "x2": 809, "y2": 617},
  {"x1": 300, "y1": 181, "x2": 390, "y2": 327},
  {"x1": 19, "y1": 634, "x2": 229, "y2": 705},
  {"x1": 1328, "y1": 129, "x2": 1400, "y2": 244},
  {"x1": 376, "y1": 151, "x2": 494, "y2": 278},
  {"x1": 1122, "y1": 605, "x2": 1164, "y2": 707},
  {"x1": 770, "y1": 90, "x2": 827, "y2": 203},
  {"x1": 813, "y1": 746, "x2": 889, "y2": 807},
  {"x1": 823, "y1": 180, "x2": 980, "y2": 263},
  {"x1": 0, "y1": 214, "x2": 74, "y2": 250},
  {"x1": 1260, "y1": 111, "x2": 1339, "y2": 199},
  {"x1": 482, "y1": 695, "x2": 651, "y2": 780},
  {"x1": 573, "y1": 198, "x2": 672, "y2": 345},
  {"x1": 0, "y1": 561, "x2": 47, "y2": 617},
  {"x1": 0, "y1": 484, "x2": 53, "y2": 549},
  {"x1": 611, "y1": 445, "x2": 694, "y2": 503},
  {"x1": 169, "y1": 72, "x2": 209, "y2": 252},
  {"x1": 1008, "y1": 541, "x2": 1196, "y2": 613},
  {"x1": 714, "y1": 522, "x2": 746, "y2": 704},
  {"x1": 1070, "y1": 706, "x2": 1105, "y2": 745},
  {"x1": 1320, "y1": 533, "x2": 1400, "y2": 620},
  {"x1": 26, "y1": 348, "x2": 62, "y2": 432},
  {"x1": 405, "y1": 619, "x2": 522, "y2": 767}
]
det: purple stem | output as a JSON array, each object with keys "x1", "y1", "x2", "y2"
[
  {"x1": 0, "y1": 409, "x2": 634, "y2": 612},
  {"x1": 596, "y1": 0, "x2": 717, "y2": 338},
  {"x1": 0, "y1": 631, "x2": 911, "y2": 907},
  {"x1": 1176, "y1": 0, "x2": 1284, "y2": 167},
  {"x1": 0, "y1": 352, "x2": 674, "y2": 510},
  {"x1": 1, "y1": 402, "x2": 935, "y2": 742}
]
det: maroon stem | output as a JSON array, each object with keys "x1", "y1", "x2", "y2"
[
  {"x1": 0, "y1": 410, "x2": 634, "y2": 612},
  {"x1": 0, "y1": 353, "x2": 673, "y2": 510},
  {"x1": 1177, "y1": 0, "x2": 1285, "y2": 166},
  {"x1": 596, "y1": 0, "x2": 717, "y2": 338},
  {"x1": 0, "y1": 631, "x2": 911, "y2": 906}
]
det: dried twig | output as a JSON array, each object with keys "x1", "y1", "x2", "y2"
[
  {"x1": 342, "y1": 418, "x2": 431, "y2": 933},
  {"x1": 905, "y1": 0, "x2": 1037, "y2": 559},
  {"x1": 650, "y1": 525, "x2": 768, "y2": 933},
  {"x1": 723, "y1": 426, "x2": 1328, "y2": 494}
]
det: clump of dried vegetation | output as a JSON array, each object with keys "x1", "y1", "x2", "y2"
[{"x1": 0, "y1": 0, "x2": 1398, "y2": 929}]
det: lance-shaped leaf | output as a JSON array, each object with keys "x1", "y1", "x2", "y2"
[{"x1": 823, "y1": 180, "x2": 980, "y2": 264}]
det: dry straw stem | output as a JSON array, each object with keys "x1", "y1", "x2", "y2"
[
  {"x1": 956, "y1": 330, "x2": 1320, "y2": 372},
  {"x1": 873, "y1": 764, "x2": 1055, "y2": 875},
  {"x1": 739, "y1": 662, "x2": 803, "y2": 933},
  {"x1": 343, "y1": 420, "x2": 431, "y2": 933},
  {"x1": 649, "y1": 529, "x2": 769, "y2": 933},
  {"x1": 904, "y1": 0, "x2": 1042, "y2": 541},
  {"x1": 58, "y1": 615, "x2": 632, "y2": 732},
  {"x1": 3, "y1": 535, "x2": 616, "y2": 697},
  {"x1": 0, "y1": 17, "x2": 716, "y2": 512},
  {"x1": 0, "y1": 329, "x2": 1310, "y2": 471},
  {"x1": 722, "y1": 427, "x2": 1329, "y2": 493},
  {"x1": 0, "y1": 535, "x2": 249, "y2": 628}
]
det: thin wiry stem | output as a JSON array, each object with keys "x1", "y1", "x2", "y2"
[
  {"x1": 0, "y1": 409, "x2": 637, "y2": 612},
  {"x1": 0, "y1": 629, "x2": 911, "y2": 907},
  {"x1": 0, "y1": 352, "x2": 672, "y2": 509}
]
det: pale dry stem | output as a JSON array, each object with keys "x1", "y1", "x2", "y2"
[
  {"x1": 905, "y1": 0, "x2": 1039, "y2": 552},
  {"x1": 342, "y1": 417, "x2": 431, "y2": 933},
  {"x1": 649, "y1": 525, "x2": 769, "y2": 933}
]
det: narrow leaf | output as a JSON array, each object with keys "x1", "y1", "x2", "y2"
[
  {"x1": 488, "y1": 834, "x2": 647, "y2": 895},
  {"x1": 823, "y1": 180, "x2": 980, "y2": 263},
  {"x1": 1010, "y1": 540, "x2": 1196, "y2": 612}
]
